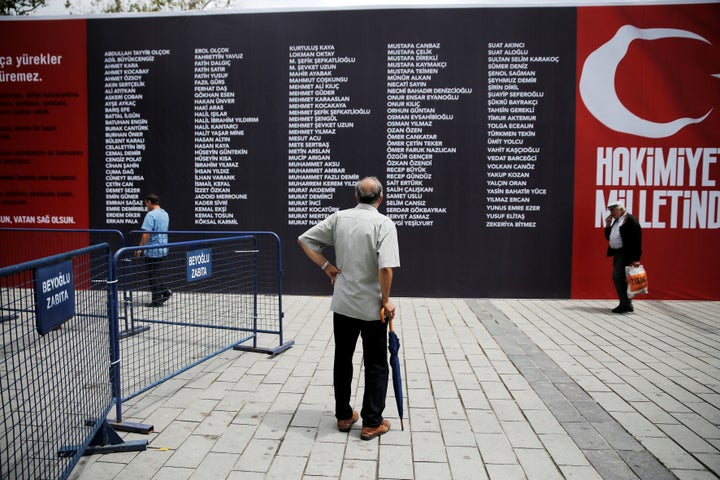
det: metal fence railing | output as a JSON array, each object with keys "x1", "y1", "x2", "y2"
[
  {"x1": 0, "y1": 244, "x2": 145, "y2": 480},
  {"x1": 112, "y1": 234, "x2": 293, "y2": 422},
  {"x1": 1, "y1": 229, "x2": 294, "y2": 477},
  {"x1": 125, "y1": 230, "x2": 293, "y2": 355},
  {"x1": 0, "y1": 228, "x2": 138, "y2": 345},
  {"x1": 0, "y1": 228, "x2": 292, "y2": 354}
]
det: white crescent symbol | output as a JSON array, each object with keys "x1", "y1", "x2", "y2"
[{"x1": 579, "y1": 25, "x2": 714, "y2": 138}]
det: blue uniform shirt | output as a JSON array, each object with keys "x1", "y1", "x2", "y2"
[{"x1": 141, "y1": 208, "x2": 169, "y2": 258}]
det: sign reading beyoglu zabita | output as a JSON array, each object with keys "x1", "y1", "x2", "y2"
[{"x1": 1, "y1": 3, "x2": 718, "y2": 299}]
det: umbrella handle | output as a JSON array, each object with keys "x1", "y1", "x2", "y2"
[{"x1": 380, "y1": 307, "x2": 394, "y2": 331}]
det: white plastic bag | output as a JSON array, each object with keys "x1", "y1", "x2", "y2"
[{"x1": 626, "y1": 264, "x2": 648, "y2": 298}]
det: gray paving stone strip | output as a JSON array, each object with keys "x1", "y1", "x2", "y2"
[
  {"x1": 64, "y1": 297, "x2": 718, "y2": 479},
  {"x1": 465, "y1": 299, "x2": 676, "y2": 480}
]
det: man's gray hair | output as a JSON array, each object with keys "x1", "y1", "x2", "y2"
[{"x1": 355, "y1": 177, "x2": 383, "y2": 204}]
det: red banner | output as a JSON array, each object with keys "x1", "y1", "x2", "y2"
[
  {"x1": 572, "y1": 4, "x2": 720, "y2": 299},
  {"x1": 0, "y1": 20, "x2": 88, "y2": 230}
]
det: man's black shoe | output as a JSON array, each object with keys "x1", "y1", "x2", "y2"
[{"x1": 612, "y1": 304, "x2": 634, "y2": 314}]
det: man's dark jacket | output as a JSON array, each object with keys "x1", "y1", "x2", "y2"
[{"x1": 605, "y1": 213, "x2": 642, "y2": 265}]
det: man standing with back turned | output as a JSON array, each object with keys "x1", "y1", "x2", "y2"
[
  {"x1": 604, "y1": 200, "x2": 642, "y2": 314},
  {"x1": 136, "y1": 193, "x2": 171, "y2": 307},
  {"x1": 298, "y1": 176, "x2": 400, "y2": 440}
]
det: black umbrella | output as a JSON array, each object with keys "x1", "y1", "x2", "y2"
[{"x1": 382, "y1": 307, "x2": 404, "y2": 431}]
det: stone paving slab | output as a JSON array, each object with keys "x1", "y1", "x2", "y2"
[{"x1": 69, "y1": 297, "x2": 720, "y2": 479}]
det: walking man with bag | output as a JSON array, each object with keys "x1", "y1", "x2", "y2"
[
  {"x1": 298, "y1": 176, "x2": 400, "y2": 440},
  {"x1": 604, "y1": 200, "x2": 642, "y2": 313}
]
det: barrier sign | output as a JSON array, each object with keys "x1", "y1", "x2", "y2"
[
  {"x1": 187, "y1": 248, "x2": 212, "y2": 282},
  {"x1": 34, "y1": 260, "x2": 75, "y2": 335}
]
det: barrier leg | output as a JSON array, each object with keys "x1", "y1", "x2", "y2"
[
  {"x1": 111, "y1": 420, "x2": 154, "y2": 434},
  {"x1": 58, "y1": 420, "x2": 147, "y2": 457},
  {"x1": 234, "y1": 340, "x2": 295, "y2": 356}
]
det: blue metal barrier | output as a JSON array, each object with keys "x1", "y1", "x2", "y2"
[
  {"x1": 0, "y1": 244, "x2": 145, "y2": 480},
  {"x1": 1, "y1": 229, "x2": 294, "y2": 475},
  {"x1": 0, "y1": 228, "x2": 141, "y2": 342},
  {"x1": 112, "y1": 234, "x2": 293, "y2": 424},
  {"x1": 126, "y1": 230, "x2": 293, "y2": 355}
]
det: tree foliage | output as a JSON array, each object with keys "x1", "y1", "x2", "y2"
[
  {"x1": 1, "y1": 0, "x2": 48, "y2": 15},
  {"x1": 68, "y1": 0, "x2": 230, "y2": 14},
  {"x1": 3, "y1": 0, "x2": 231, "y2": 16}
]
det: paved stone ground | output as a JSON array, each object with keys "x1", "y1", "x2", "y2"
[{"x1": 69, "y1": 297, "x2": 720, "y2": 480}]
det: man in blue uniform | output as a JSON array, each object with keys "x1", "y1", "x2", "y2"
[{"x1": 137, "y1": 193, "x2": 171, "y2": 307}]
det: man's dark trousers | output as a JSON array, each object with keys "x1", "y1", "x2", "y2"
[
  {"x1": 146, "y1": 256, "x2": 166, "y2": 303},
  {"x1": 333, "y1": 312, "x2": 389, "y2": 428},
  {"x1": 612, "y1": 255, "x2": 632, "y2": 307}
]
